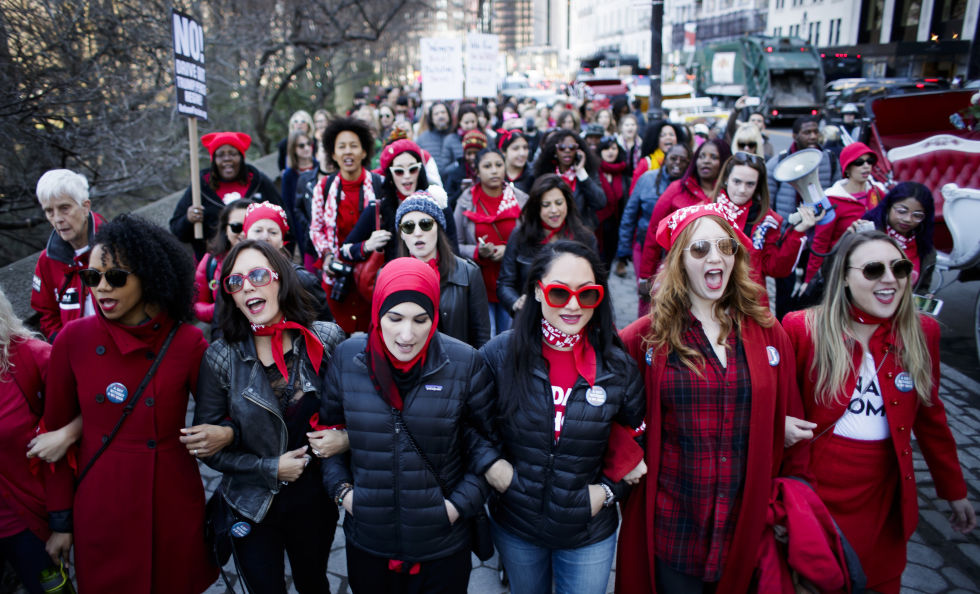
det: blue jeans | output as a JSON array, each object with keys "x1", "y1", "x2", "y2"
[
  {"x1": 492, "y1": 519, "x2": 616, "y2": 594},
  {"x1": 488, "y1": 302, "x2": 512, "y2": 337}
]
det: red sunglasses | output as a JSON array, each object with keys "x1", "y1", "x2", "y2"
[{"x1": 537, "y1": 282, "x2": 605, "y2": 308}]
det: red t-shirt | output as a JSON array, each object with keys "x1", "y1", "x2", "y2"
[{"x1": 542, "y1": 344, "x2": 579, "y2": 442}]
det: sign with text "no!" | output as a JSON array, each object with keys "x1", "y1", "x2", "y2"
[{"x1": 171, "y1": 9, "x2": 207, "y2": 121}]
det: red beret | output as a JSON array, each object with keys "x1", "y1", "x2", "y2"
[
  {"x1": 201, "y1": 132, "x2": 251, "y2": 160},
  {"x1": 379, "y1": 139, "x2": 423, "y2": 173}
]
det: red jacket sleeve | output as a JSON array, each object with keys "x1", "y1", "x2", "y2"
[
  {"x1": 638, "y1": 184, "x2": 682, "y2": 279},
  {"x1": 756, "y1": 211, "x2": 805, "y2": 279},
  {"x1": 629, "y1": 156, "x2": 650, "y2": 196},
  {"x1": 913, "y1": 316, "x2": 968, "y2": 501},
  {"x1": 31, "y1": 255, "x2": 61, "y2": 340},
  {"x1": 192, "y1": 256, "x2": 216, "y2": 323},
  {"x1": 42, "y1": 326, "x2": 82, "y2": 516}
]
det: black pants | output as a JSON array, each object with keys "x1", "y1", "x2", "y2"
[
  {"x1": 655, "y1": 557, "x2": 717, "y2": 594},
  {"x1": 231, "y1": 484, "x2": 339, "y2": 594},
  {"x1": 346, "y1": 540, "x2": 471, "y2": 594},
  {"x1": 0, "y1": 529, "x2": 56, "y2": 594}
]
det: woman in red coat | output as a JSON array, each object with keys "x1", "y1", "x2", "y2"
[
  {"x1": 0, "y1": 288, "x2": 57, "y2": 594},
  {"x1": 783, "y1": 230, "x2": 975, "y2": 593},
  {"x1": 43, "y1": 214, "x2": 217, "y2": 593},
  {"x1": 617, "y1": 204, "x2": 807, "y2": 593}
]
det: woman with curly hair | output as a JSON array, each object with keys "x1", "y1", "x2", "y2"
[
  {"x1": 629, "y1": 120, "x2": 689, "y2": 195},
  {"x1": 42, "y1": 214, "x2": 218, "y2": 593},
  {"x1": 783, "y1": 230, "x2": 974, "y2": 593},
  {"x1": 617, "y1": 204, "x2": 807, "y2": 593},
  {"x1": 195, "y1": 240, "x2": 346, "y2": 593},
  {"x1": 309, "y1": 117, "x2": 382, "y2": 333},
  {"x1": 531, "y1": 130, "x2": 606, "y2": 228}
]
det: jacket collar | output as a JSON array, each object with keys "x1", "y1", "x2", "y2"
[
  {"x1": 232, "y1": 330, "x2": 319, "y2": 392},
  {"x1": 98, "y1": 312, "x2": 175, "y2": 356},
  {"x1": 44, "y1": 211, "x2": 101, "y2": 265},
  {"x1": 445, "y1": 256, "x2": 469, "y2": 287}
]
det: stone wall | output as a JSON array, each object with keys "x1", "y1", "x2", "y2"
[{"x1": 0, "y1": 153, "x2": 280, "y2": 324}]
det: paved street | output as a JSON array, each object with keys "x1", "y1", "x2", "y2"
[{"x1": 195, "y1": 264, "x2": 980, "y2": 593}]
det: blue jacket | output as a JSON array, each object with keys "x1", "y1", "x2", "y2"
[{"x1": 617, "y1": 169, "x2": 674, "y2": 259}]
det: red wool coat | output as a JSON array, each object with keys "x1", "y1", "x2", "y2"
[
  {"x1": 0, "y1": 338, "x2": 52, "y2": 543},
  {"x1": 616, "y1": 315, "x2": 808, "y2": 593},
  {"x1": 44, "y1": 314, "x2": 216, "y2": 594},
  {"x1": 782, "y1": 311, "x2": 968, "y2": 542}
]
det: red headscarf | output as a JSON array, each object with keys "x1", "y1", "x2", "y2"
[{"x1": 367, "y1": 257, "x2": 441, "y2": 410}]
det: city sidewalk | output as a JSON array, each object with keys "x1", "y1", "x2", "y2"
[{"x1": 196, "y1": 267, "x2": 978, "y2": 593}]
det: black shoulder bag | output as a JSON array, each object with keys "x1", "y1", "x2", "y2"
[
  {"x1": 394, "y1": 410, "x2": 495, "y2": 561},
  {"x1": 75, "y1": 322, "x2": 181, "y2": 485}
]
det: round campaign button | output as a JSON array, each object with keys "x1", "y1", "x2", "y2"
[
  {"x1": 894, "y1": 372, "x2": 914, "y2": 392},
  {"x1": 230, "y1": 521, "x2": 251, "y2": 538},
  {"x1": 766, "y1": 346, "x2": 780, "y2": 367},
  {"x1": 585, "y1": 385, "x2": 607, "y2": 407},
  {"x1": 105, "y1": 382, "x2": 128, "y2": 404}
]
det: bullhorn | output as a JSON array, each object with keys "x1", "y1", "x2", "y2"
[{"x1": 773, "y1": 148, "x2": 836, "y2": 226}]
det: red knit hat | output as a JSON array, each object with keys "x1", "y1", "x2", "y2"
[
  {"x1": 656, "y1": 203, "x2": 750, "y2": 251},
  {"x1": 379, "y1": 139, "x2": 423, "y2": 173},
  {"x1": 243, "y1": 201, "x2": 289, "y2": 236},
  {"x1": 462, "y1": 129, "x2": 488, "y2": 152},
  {"x1": 839, "y1": 142, "x2": 875, "y2": 173},
  {"x1": 201, "y1": 132, "x2": 251, "y2": 160}
]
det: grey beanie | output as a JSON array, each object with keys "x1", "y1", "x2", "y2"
[{"x1": 395, "y1": 191, "x2": 446, "y2": 230}]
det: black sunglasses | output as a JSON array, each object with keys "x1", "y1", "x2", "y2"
[
  {"x1": 737, "y1": 141, "x2": 758, "y2": 150},
  {"x1": 556, "y1": 143, "x2": 578, "y2": 152},
  {"x1": 79, "y1": 268, "x2": 133, "y2": 288},
  {"x1": 849, "y1": 258, "x2": 913, "y2": 281},
  {"x1": 399, "y1": 218, "x2": 436, "y2": 234},
  {"x1": 228, "y1": 222, "x2": 244, "y2": 234},
  {"x1": 851, "y1": 156, "x2": 877, "y2": 167}
]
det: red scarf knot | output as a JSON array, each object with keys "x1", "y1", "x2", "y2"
[
  {"x1": 251, "y1": 319, "x2": 324, "y2": 382},
  {"x1": 540, "y1": 319, "x2": 597, "y2": 386}
]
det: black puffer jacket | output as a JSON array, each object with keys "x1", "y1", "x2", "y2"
[
  {"x1": 321, "y1": 332, "x2": 499, "y2": 562},
  {"x1": 194, "y1": 321, "x2": 345, "y2": 522},
  {"x1": 480, "y1": 331, "x2": 644, "y2": 548},
  {"x1": 439, "y1": 255, "x2": 491, "y2": 348}
]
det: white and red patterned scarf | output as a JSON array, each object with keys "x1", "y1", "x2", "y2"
[
  {"x1": 555, "y1": 166, "x2": 578, "y2": 193},
  {"x1": 714, "y1": 190, "x2": 750, "y2": 230},
  {"x1": 886, "y1": 224, "x2": 912, "y2": 251},
  {"x1": 541, "y1": 318, "x2": 581, "y2": 349},
  {"x1": 309, "y1": 172, "x2": 376, "y2": 284}
]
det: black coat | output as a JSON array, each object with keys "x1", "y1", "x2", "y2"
[
  {"x1": 169, "y1": 164, "x2": 282, "y2": 260},
  {"x1": 479, "y1": 331, "x2": 645, "y2": 548},
  {"x1": 194, "y1": 321, "x2": 345, "y2": 522},
  {"x1": 320, "y1": 333, "x2": 499, "y2": 562},
  {"x1": 439, "y1": 256, "x2": 491, "y2": 348}
]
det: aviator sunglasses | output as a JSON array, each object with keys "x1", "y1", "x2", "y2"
[
  {"x1": 399, "y1": 218, "x2": 436, "y2": 234},
  {"x1": 79, "y1": 268, "x2": 133, "y2": 288},
  {"x1": 223, "y1": 267, "x2": 280, "y2": 294},
  {"x1": 684, "y1": 238, "x2": 740, "y2": 259},
  {"x1": 537, "y1": 282, "x2": 605, "y2": 308},
  {"x1": 849, "y1": 258, "x2": 913, "y2": 281}
]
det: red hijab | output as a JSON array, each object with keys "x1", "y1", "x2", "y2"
[{"x1": 367, "y1": 257, "x2": 441, "y2": 409}]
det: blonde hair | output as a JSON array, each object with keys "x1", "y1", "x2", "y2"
[
  {"x1": 732, "y1": 123, "x2": 765, "y2": 158},
  {"x1": 644, "y1": 215, "x2": 773, "y2": 373},
  {"x1": 0, "y1": 286, "x2": 37, "y2": 380},
  {"x1": 805, "y1": 231, "x2": 933, "y2": 406}
]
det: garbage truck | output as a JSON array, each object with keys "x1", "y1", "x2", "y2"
[{"x1": 694, "y1": 35, "x2": 825, "y2": 121}]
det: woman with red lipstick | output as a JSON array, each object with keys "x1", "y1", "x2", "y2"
[
  {"x1": 42, "y1": 214, "x2": 218, "y2": 593},
  {"x1": 637, "y1": 139, "x2": 732, "y2": 294},
  {"x1": 497, "y1": 175, "x2": 596, "y2": 316},
  {"x1": 456, "y1": 148, "x2": 529, "y2": 335},
  {"x1": 531, "y1": 130, "x2": 606, "y2": 229},
  {"x1": 784, "y1": 230, "x2": 975, "y2": 593},
  {"x1": 195, "y1": 239, "x2": 346, "y2": 593},
  {"x1": 480, "y1": 240, "x2": 644, "y2": 594},
  {"x1": 617, "y1": 204, "x2": 807, "y2": 593},
  {"x1": 320, "y1": 258, "x2": 498, "y2": 593},
  {"x1": 310, "y1": 117, "x2": 382, "y2": 333},
  {"x1": 858, "y1": 182, "x2": 936, "y2": 292},
  {"x1": 803, "y1": 142, "x2": 886, "y2": 286}
]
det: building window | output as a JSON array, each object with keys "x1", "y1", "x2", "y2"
[{"x1": 814, "y1": 21, "x2": 821, "y2": 45}]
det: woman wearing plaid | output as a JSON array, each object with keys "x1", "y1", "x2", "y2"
[{"x1": 616, "y1": 204, "x2": 808, "y2": 593}]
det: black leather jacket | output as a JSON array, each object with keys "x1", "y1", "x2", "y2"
[
  {"x1": 194, "y1": 321, "x2": 345, "y2": 522},
  {"x1": 321, "y1": 332, "x2": 500, "y2": 562},
  {"x1": 439, "y1": 255, "x2": 491, "y2": 348},
  {"x1": 479, "y1": 331, "x2": 644, "y2": 549}
]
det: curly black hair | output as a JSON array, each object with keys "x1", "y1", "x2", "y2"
[
  {"x1": 91, "y1": 214, "x2": 196, "y2": 322},
  {"x1": 322, "y1": 117, "x2": 374, "y2": 170},
  {"x1": 532, "y1": 129, "x2": 598, "y2": 178},
  {"x1": 640, "y1": 120, "x2": 689, "y2": 157}
]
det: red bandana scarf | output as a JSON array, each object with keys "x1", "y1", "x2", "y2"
[
  {"x1": 540, "y1": 318, "x2": 597, "y2": 387},
  {"x1": 555, "y1": 166, "x2": 577, "y2": 193},
  {"x1": 251, "y1": 319, "x2": 325, "y2": 382}
]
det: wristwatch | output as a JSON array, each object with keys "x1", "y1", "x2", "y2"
[
  {"x1": 335, "y1": 483, "x2": 353, "y2": 507},
  {"x1": 599, "y1": 483, "x2": 615, "y2": 508}
]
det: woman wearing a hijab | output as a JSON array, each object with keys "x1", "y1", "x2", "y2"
[{"x1": 320, "y1": 257, "x2": 499, "y2": 593}]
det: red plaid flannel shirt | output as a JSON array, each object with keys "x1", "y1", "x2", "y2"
[{"x1": 654, "y1": 318, "x2": 751, "y2": 580}]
